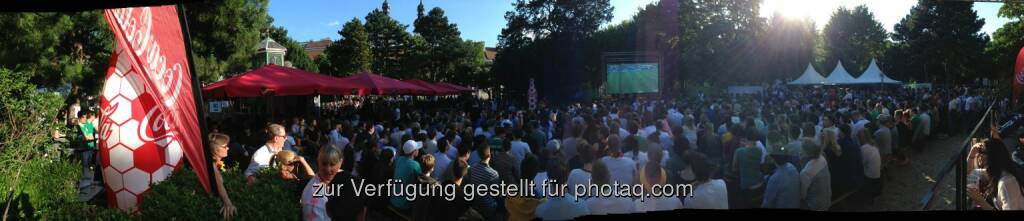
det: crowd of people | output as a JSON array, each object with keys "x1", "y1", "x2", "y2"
[{"x1": 58, "y1": 83, "x2": 1016, "y2": 219}]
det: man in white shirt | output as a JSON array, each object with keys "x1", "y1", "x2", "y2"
[
  {"x1": 600, "y1": 136, "x2": 637, "y2": 185},
  {"x1": 329, "y1": 123, "x2": 344, "y2": 148},
  {"x1": 246, "y1": 124, "x2": 287, "y2": 184},
  {"x1": 509, "y1": 130, "x2": 531, "y2": 172}
]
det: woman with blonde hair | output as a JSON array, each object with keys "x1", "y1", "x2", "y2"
[
  {"x1": 208, "y1": 132, "x2": 236, "y2": 220},
  {"x1": 275, "y1": 150, "x2": 315, "y2": 180}
]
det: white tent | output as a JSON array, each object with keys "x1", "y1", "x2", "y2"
[
  {"x1": 825, "y1": 61, "x2": 857, "y2": 85},
  {"x1": 788, "y1": 63, "x2": 826, "y2": 85},
  {"x1": 849, "y1": 59, "x2": 902, "y2": 84}
]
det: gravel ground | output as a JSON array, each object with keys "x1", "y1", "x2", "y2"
[{"x1": 831, "y1": 134, "x2": 966, "y2": 211}]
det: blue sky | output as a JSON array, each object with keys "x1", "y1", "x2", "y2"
[{"x1": 269, "y1": 0, "x2": 1011, "y2": 47}]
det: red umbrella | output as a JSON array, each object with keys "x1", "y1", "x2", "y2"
[
  {"x1": 336, "y1": 72, "x2": 431, "y2": 96},
  {"x1": 202, "y1": 65, "x2": 353, "y2": 98},
  {"x1": 403, "y1": 79, "x2": 459, "y2": 95},
  {"x1": 436, "y1": 82, "x2": 473, "y2": 93}
]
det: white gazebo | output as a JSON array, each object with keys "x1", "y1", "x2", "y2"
[
  {"x1": 825, "y1": 61, "x2": 857, "y2": 85},
  {"x1": 849, "y1": 59, "x2": 902, "y2": 84},
  {"x1": 788, "y1": 63, "x2": 827, "y2": 85}
]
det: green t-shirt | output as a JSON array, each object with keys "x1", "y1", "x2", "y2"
[
  {"x1": 735, "y1": 146, "x2": 763, "y2": 189},
  {"x1": 79, "y1": 122, "x2": 96, "y2": 150}
]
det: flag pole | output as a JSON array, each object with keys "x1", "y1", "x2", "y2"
[{"x1": 176, "y1": 3, "x2": 218, "y2": 196}]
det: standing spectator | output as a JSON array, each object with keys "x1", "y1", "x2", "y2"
[
  {"x1": 506, "y1": 154, "x2": 544, "y2": 221},
  {"x1": 859, "y1": 126, "x2": 883, "y2": 203},
  {"x1": 76, "y1": 112, "x2": 97, "y2": 188},
  {"x1": 799, "y1": 138, "x2": 832, "y2": 211},
  {"x1": 391, "y1": 140, "x2": 424, "y2": 214},
  {"x1": 535, "y1": 156, "x2": 590, "y2": 220},
  {"x1": 636, "y1": 146, "x2": 683, "y2": 211},
  {"x1": 509, "y1": 129, "x2": 532, "y2": 172},
  {"x1": 431, "y1": 138, "x2": 453, "y2": 180},
  {"x1": 684, "y1": 152, "x2": 728, "y2": 209},
  {"x1": 601, "y1": 135, "x2": 637, "y2": 185},
  {"x1": 469, "y1": 142, "x2": 501, "y2": 221},
  {"x1": 875, "y1": 115, "x2": 894, "y2": 170},
  {"x1": 763, "y1": 143, "x2": 800, "y2": 209},
  {"x1": 732, "y1": 129, "x2": 764, "y2": 209},
  {"x1": 246, "y1": 124, "x2": 287, "y2": 185},
  {"x1": 301, "y1": 146, "x2": 343, "y2": 221},
  {"x1": 492, "y1": 139, "x2": 519, "y2": 186},
  {"x1": 567, "y1": 141, "x2": 594, "y2": 196},
  {"x1": 586, "y1": 160, "x2": 635, "y2": 215},
  {"x1": 412, "y1": 154, "x2": 440, "y2": 221}
]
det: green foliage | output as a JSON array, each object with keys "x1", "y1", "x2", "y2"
[
  {"x1": 184, "y1": 0, "x2": 270, "y2": 84},
  {"x1": 411, "y1": 7, "x2": 466, "y2": 81},
  {"x1": 0, "y1": 68, "x2": 129, "y2": 220},
  {"x1": 822, "y1": 5, "x2": 888, "y2": 75},
  {"x1": 761, "y1": 11, "x2": 817, "y2": 83},
  {"x1": 0, "y1": 11, "x2": 112, "y2": 93},
  {"x1": 365, "y1": 7, "x2": 413, "y2": 77},
  {"x1": 139, "y1": 167, "x2": 300, "y2": 221},
  {"x1": 888, "y1": 0, "x2": 989, "y2": 83},
  {"x1": 323, "y1": 18, "x2": 374, "y2": 76},
  {"x1": 986, "y1": 1, "x2": 1024, "y2": 80}
]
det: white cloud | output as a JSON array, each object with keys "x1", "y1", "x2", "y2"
[{"x1": 326, "y1": 20, "x2": 341, "y2": 27}]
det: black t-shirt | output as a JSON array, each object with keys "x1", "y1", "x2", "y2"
[{"x1": 326, "y1": 171, "x2": 364, "y2": 221}]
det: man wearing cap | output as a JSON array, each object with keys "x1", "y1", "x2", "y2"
[
  {"x1": 763, "y1": 143, "x2": 800, "y2": 209},
  {"x1": 391, "y1": 140, "x2": 424, "y2": 214}
]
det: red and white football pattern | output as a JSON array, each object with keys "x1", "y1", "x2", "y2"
[{"x1": 99, "y1": 45, "x2": 184, "y2": 213}]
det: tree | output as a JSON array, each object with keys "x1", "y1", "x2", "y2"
[
  {"x1": 986, "y1": 1, "x2": 1024, "y2": 80},
  {"x1": 494, "y1": 0, "x2": 614, "y2": 104},
  {"x1": 267, "y1": 25, "x2": 317, "y2": 72},
  {"x1": 677, "y1": 0, "x2": 765, "y2": 85},
  {"x1": 184, "y1": 0, "x2": 270, "y2": 83},
  {"x1": 413, "y1": 7, "x2": 463, "y2": 81},
  {"x1": 822, "y1": 5, "x2": 888, "y2": 76},
  {"x1": 0, "y1": 12, "x2": 112, "y2": 92},
  {"x1": 322, "y1": 18, "x2": 373, "y2": 76},
  {"x1": 889, "y1": 0, "x2": 988, "y2": 83},
  {"x1": 761, "y1": 11, "x2": 817, "y2": 82},
  {"x1": 364, "y1": 2, "x2": 412, "y2": 77}
]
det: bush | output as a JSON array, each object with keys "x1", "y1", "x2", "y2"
[
  {"x1": 0, "y1": 68, "x2": 130, "y2": 220},
  {"x1": 138, "y1": 166, "x2": 301, "y2": 220}
]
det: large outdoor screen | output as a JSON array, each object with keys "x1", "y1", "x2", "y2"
[{"x1": 607, "y1": 63, "x2": 659, "y2": 94}]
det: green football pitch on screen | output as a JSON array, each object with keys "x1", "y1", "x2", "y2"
[{"x1": 607, "y1": 63, "x2": 659, "y2": 94}]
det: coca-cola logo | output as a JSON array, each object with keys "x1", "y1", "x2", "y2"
[
  {"x1": 139, "y1": 106, "x2": 175, "y2": 143},
  {"x1": 110, "y1": 7, "x2": 185, "y2": 110}
]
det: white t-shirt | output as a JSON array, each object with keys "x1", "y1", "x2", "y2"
[
  {"x1": 567, "y1": 169, "x2": 593, "y2": 196},
  {"x1": 534, "y1": 172, "x2": 551, "y2": 197},
  {"x1": 510, "y1": 140, "x2": 531, "y2": 171},
  {"x1": 861, "y1": 144, "x2": 881, "y2": 179},
  {"x1": 600, "y1": 156, "x2": 637, "y2": 185},
  {"x1": 684, "y1": 179, "x2": 728, "y2": 209},
  {"x1": 431, "y1": 152, "x2": 453, "y2": 180},
  {"x1": 301, "y1": 176, "x2": 330, "y2": 221},
  {"x1": 245, "y1": 144, "x2": 278, "y2": 177},
  {"x1": 997, "y1": 171, "x2": 1024, "y2": 210},
  {"x1": 587, "y1": 197, "x2": 636, "y2": 215}
]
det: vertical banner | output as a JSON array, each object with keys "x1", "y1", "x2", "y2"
[
  {"x1": 528, "y1": 78, "x2": 537, "y2": 111},
  {"x1": 1015, "y1": 47, "x2": 1024, "y2": 104},
  {"x1": 98, "y1": 6, "x2": 210, "y2": 213}
]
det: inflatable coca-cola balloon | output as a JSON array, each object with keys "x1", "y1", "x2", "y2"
[{"x1": 99, "y1": 45, "x2": 184, "y2": 213}]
